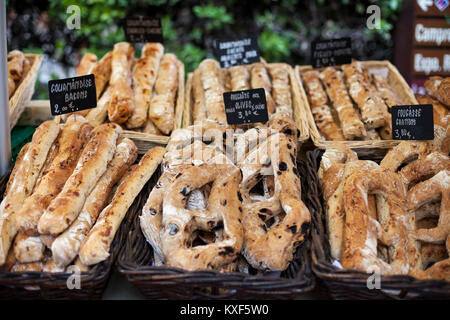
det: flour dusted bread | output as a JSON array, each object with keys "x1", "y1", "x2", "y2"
[
  {"x1": 16, "y1": 116, "x2": 92, "y2": 236},
  {"x1": 52, "y1": 138, "x2": 137, "y2": 267},
  {"x1": 0, "y1": 120, "x2": 60, "y2": 265},
  {"x1": 108, "y1": 42, "x2": 135, "y2": 124},
  {"x1": 38, "y1": 123, "x2": 121, "y2": 236},
  {"x1": 13, "y1": 233, "x2": 45, "y2": 263},
  {"x1": 79, "y1": 146, "x2": 165, "y2": 265},
  {"x1": 127, "y1": 43, "x2": 164, "y2": 129}
]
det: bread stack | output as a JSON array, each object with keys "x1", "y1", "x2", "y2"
[
  {"x1": 71, "y1": 42, "x2": 183, "y2": 136},
  {"x1": 301, "y1": 60, "x2": 405, "y2": 141},
  {"x1": 7, "y1": 50, "x2": 31, "y2": 99},
  {"x1": 0, "y1": 117, "x2": 165, "y2": 273}
]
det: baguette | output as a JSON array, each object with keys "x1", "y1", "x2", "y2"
[
  {"x1": 149, "y1": 54, "x2": 178, "y2": 134},
  {"x1": 52, "y1": 138, "x2": 137, "y2": 267},
  {"x1": 38, "y1": 123, "x2": 121, "y2": 236},
  {"x1": 250, "y1": 62, "x2": 276, "y2": 114},
  {"x1": 372, "y1": 74, "x2": 402, "y2": 109},
  {"x1": 192, "y1": 69, "x2": 207, "y2": 123},
  {"x1": 91, "y1": 51, "x2": 112, "y2": 99},
  {"x1": 302, "y1": 70, "x2": 345, "y2": 141},
  {"x1": 342, "y1": 61, "x2": 385, "y2": 129},
  {"x1": 86, "y1": 86, "x2": 112, "y2": 127},
  {"x1": 79, "y1": 146, "x2": 166, "y2": 266},
  {"x1": 229, "y1": 65, "x2": 250, "y2": 91},
  {"x1": 4, "y1": 143, "x2": 30, "y2": 197},
  {"x1": 127, "y1": 43, "x2": 164, "y2": 129},
  {"x1": 16, "y1": 116, "x2": 93, "y2": 235},
  {"x1": 76, "y1": 53, "x2": 97, "y2": 77},
  {"x1": 13, "y1": 233, "x2": 44, "y2": 263},
  {"x1": 268, "y1": 64, "x2": 292, "y2": 111},
  {"x1": 319, "y1": 67, "x2": 366, "y2": 139},
  {"x1": 108, "y1": 42, "x2": 135, "y2": 124},
  {"x1": 0, "y1": 120, "x2": 60, "y2": 265},
  {"x1": 198, "y1": 59, "x2": 227, "y2": 124}
]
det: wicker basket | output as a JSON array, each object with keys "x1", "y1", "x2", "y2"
[
  {"x1": 304, "y1": 149, "x2": 450, "y2": 300},
  {"x1": 295, "y1": 61, "x2": 419, "y2": 156},
  {"x1": 184, "y1": 63, "x2": 311, "y2": 143},
  {"x1": 9, "y1": 54, "x2": 42, "y2": 130},
  {"x1": 117, "y1": 165, "x2": 315, "y2": 300},
  {"x1": 0, "y1": 171, "x2": 147, "y2": 300}
]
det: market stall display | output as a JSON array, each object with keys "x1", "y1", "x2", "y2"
[
  {"x1": 0, "y1": 118, "x2": 164, "y2": 298},
  {"x1": 118, "y1": 117, "x2": 314, "y2": 299},
  {"x1": 304, "y1": 121, "x2": 450, "y2": 298}
]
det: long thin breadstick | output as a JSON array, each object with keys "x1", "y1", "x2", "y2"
[
  {"x1": 79, "y1": 146, "x2": 166, "y2": 266},
  {"x1": 149, "y1": 54, "x2": 178, "y2": 134},
  {"x1": 51, "y1": 138, "x2": 137, "y2": 267},
  {"x1": 38, "y1": 123, "x2": 122, "y2": 236}
]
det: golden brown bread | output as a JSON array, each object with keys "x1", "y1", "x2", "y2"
[
  {"x1": 38, "y1": 123, "x2": 121, "y2": 236},
  {"x1": 192, "y1": 69, "x2": 207, "y2": 123},
  {"x1": 127, "y1": 43, "x2": 164, "y2": 129},
  {"x1": 76, "y1": 53, "x2": 98, "y2": 77},
  {"x1": 16, "y1": 116, "x2": 92, "y2": 236},
  {"x1": 51, "y1": 138, "x2": 137, "y2": 267},
  {"x1": 13, "y1": 233, "x2": 45, "y2": 263},
  {"x1": 250, "y1": 62, "x2": 276, "y2": 115},
  {"x1": 79, "y1": 146, "x2": 165, "y2": 265},
  {"x1": 0, "y1": 120, "x2": 60, "y2": 265},
  {"x1": 108, "y1": 42, "x2": 135, "y2": 124}
]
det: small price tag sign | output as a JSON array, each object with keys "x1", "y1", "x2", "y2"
[
  {"x1": 123, "y1": 15, "x2": 163, "y2": 43},
  {"x1": 311, "y1": 37, "x2": 352, "y2": 68},
  {"x1": 391, "y1": 104, "x2": 434, "y2": 140},
  {"x1": 48, "y1": 74, "x2": 97, "y2": 116},
  {"x1": 214, "y1": 36, "x2": 260, "y2": 68},
  {"x1": 224, "y1": 88, "x2": 268, "y2": 125}
]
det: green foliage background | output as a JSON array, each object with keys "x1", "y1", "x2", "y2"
[{"x1": 45, "y1": 0, "x2": 404, "y2": 73}]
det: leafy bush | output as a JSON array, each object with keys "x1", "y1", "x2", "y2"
[{"x1": 8, "y1": 0, "x2": 404, "y2": 77}]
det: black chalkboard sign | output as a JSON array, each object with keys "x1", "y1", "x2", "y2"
[
  {"x1": 224, "y1": 88, "x2": 268, "y2": 125},
  {"x1": 392, "y1": 104, "x2": 434, "y2": 140},
  {"x1": 123, "y1": 15, "x2": 163, "y2": 43},
  {"x1": 214, "y1": 36, "x2": 260, "y2": 68},
  {"x1": 311, "y1": 37, "x2": 352, "y2": 68},
  {"x1": 48, "y1": 74, "x2": 97, "y2": 116}
]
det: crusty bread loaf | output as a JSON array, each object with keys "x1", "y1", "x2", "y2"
[
  {"x1": 38, "y1": 123, "x2": 121, "y2": 236},
  {"x1": 16, "y1": 116, "x2": 92, "y2": 236},
  {"x1": 192, "y1": 69, "x2": 207, "y2": 123},
  {"x1": 76, "y1": 53, "x2": 98, "y2": 77},
  {"x1": 149, "y1": 54, "x2": 178, "y2": 134},
  {"x1": 4, "y1": 143, "x2": 30, "y2": 197},
  {"x1": 79, "y1": 146, "x2": 165, "y2": 265},
  {"x1": 0, "y1": 120, "x2": 60, "y2": 265},
  {"x1": 52, "y1": 138, "x2": 137, "y2": 267},
  {"x1": 250, "y1": 62, "x2": 276, "y2": 115},
  {"x1": 86, "y1": 86, "x2": 112, "y2": 127},
  {"x1": 91, "y1": 51, "x2": 112, "y2": 99},
  {"x1": 127, "y1": 43, "x2": 164, "y2": 129}
]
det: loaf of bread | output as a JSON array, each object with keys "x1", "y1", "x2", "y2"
[
  {"x1": 127, "y1": 43, "x2": 164, "y2": 129},
  {"x1": 108, "y1": 42, "x2": 135, "y2": 124}
]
